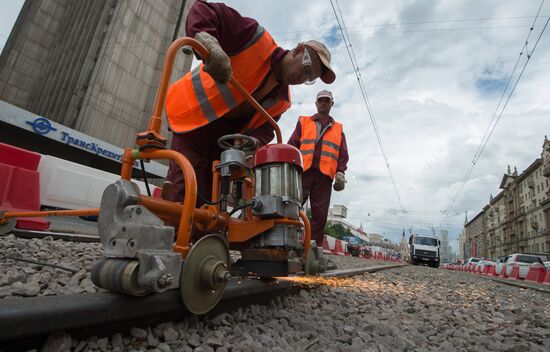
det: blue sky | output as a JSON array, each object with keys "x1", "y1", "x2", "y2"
[
  {"x1": 1, "y1": 0, "x2": 550, "y2": 254},
  {"x1": 0, "y1": 0, "x2": 24, "y2": 53}
]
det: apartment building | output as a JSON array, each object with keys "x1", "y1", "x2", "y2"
[{"x1": 463, "y1": 136, "x2": 550, "y2": 259}]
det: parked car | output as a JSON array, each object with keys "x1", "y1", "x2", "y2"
[
  {"x1": 464, "y1": 257, "x2": 481, "y2": 270},
  {"x1": 505, "y1": 254, "x2": 545, "y2": 278},
  {"x1": 543, "y1": 261, "x2": 550, "y2": 270},
  {"x1": 477, "y1": 260, "x2": 497, "y2": 273},
  {"x1": 525, "y1": 253, "x2": 549, "y2": 262}
]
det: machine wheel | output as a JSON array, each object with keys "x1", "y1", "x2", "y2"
[
  {"x1": 180, "y1": 234, "x2": 230, "y2": 315},
  {"x1": 304, "y1": 247, "x2": 321, "y2": 275},
  {"x1": 0, "y1": 211, "x2": 16, "y2": 235},
  {"x1": 91, "y1": 258, "x2": 149, "y2": 296}
]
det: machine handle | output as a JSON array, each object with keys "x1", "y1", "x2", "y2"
[{"x1": 149, "y1": 37, "x2": 282, "y2": 143}]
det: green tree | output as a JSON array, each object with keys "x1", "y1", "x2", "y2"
[{"x1": 324, "y1": 223, "x2": 349, "y2": 240}]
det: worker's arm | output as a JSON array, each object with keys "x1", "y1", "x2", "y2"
[
  {"x1": 185, "y1": 0, "x2": 259, "y2": 56},
  {"x1": 337, "y1": 132, "x2": 349, "y2": 173},
  {"x1": 286, "y1": 120, "x2": 302, "y2": 148}
]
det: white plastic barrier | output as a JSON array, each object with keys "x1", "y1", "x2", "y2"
[
  {"x1": 324, "y1": 235, "x2": 337, "y2": 253},
  {"x1": 38, "y1": 155, "x2": 160, "y2": 210}
]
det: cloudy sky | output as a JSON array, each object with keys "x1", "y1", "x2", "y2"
[{"x1": 2, "y1": 1, "x2": 550, "y2": 252}]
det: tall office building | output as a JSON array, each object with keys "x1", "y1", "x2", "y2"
[
  {"x1": 439, "y1": 229, "x2": 453, "y2": 262},
  {"x1": 0, "y1": 0, "x2": 195, "y2": 177}
]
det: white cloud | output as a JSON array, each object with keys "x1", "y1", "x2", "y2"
[
  {"x1": 2, "y1": 0, "x2": 548, "y2": 254},
  {"x1": 224, "y1": 0, "x2": 550, "y2": 252}
]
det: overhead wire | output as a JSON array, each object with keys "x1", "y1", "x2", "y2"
[
  {"x1": 439, "y1": 0, "x2": 548, "y2": 226},
  {"x1": 329, "y1": 0, "x2": 407, "y2": 218}
]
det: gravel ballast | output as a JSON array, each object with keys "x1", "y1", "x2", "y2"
[
  {"x1": 0, "y1": 234, "x2": 386, "y2": 299},
  {"x1": 5, "y1": 235, "x2": 549, "y2": 351},
  {"x1": 38, "y1": 265, "x2": 550, "y2": 351}
]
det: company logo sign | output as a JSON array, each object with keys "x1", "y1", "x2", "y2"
[
  {"x1": 26, "y1": 117, "x2": 57, "y2": 135},
  {"x1": 25, "y1": 117, "x2": 137, "y2": 166}
]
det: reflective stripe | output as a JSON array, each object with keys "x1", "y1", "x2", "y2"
[
  {"x1": 322, "y1": 140, "x2": 340, "y2": 150},
  {"x1": 301, "y1": 150, "x2": 314, "y2": 155},
  {"x1": 191, "y1": 68, "x2": 217, "y2": 122},
  {"x1": 240, "y1": 26, "x2": 266, "y2": 53},
  {"x1": 215, "y1": 81, "x2": 238, "y2": 110},
  {"x1": 301, "y1": 139, "x2": 316, "y2": 145},
  {"x1": 321, "y1": 151, "x2": 338, "y2": 161}
]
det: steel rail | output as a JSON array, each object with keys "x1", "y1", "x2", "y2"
[
  {"x1": 0, "y1": 264, "x2": 405, "y2": 351},
  {"x1": 7, "y1": 229, "x2": 100, "y2": 243},
  {"x1": 469, "y1": 273, "x2": 550, "y2": 294}
]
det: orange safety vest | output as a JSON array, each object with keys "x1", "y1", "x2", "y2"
[
  {"x1": 241, "y1": 91, "x2": 291, "y2": 134},
  {"x1": 166, "y1": 26, "x2": 289, "y2": 134},
  {"x1": 299, "y1": 115, "x2": 343, "y2": 179}
]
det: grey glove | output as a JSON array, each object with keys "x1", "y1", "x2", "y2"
[
  {"x1": 333, "y1": 171, "x2": 346, "y2": 192},
  {"x1": 194, "y1": 32, "x2": 232, "y2": 83}
]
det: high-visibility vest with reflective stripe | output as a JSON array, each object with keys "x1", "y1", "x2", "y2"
[
  {"x1": 166, "y1": 26, "x2": 280, "y2": 133},
  {"x1": 241, "y1": 90, "x2": 291, "y2": 134},
  {"x1": 299, "y1": 115, "x2": 343, "y2": 179}
]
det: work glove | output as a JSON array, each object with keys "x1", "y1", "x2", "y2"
[
  {"x1": 194, "y1": 32, "x2": 232, "y2": 84},
  {"x1": 333, "y1": 171, "x2": 346, "y2": 192}
]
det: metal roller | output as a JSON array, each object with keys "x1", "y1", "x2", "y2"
[{"x1": 91, "y1": 258, "x2": 149, "y2": 297}]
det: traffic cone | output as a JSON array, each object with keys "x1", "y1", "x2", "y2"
[
  {"x1": 525, "y1": 263, "x2": 546, "y2": 284},
  {"x1": 508, "y1": 263, "x2": 521, "y2": 280}
]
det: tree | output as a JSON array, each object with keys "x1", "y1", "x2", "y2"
[{"x1": 324, "y1": 223, "x2": 349, "y2": 240}]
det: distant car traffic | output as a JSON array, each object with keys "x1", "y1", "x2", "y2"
[{"x1": 464, "y1": 257, "x2": 481, "y2": 270}]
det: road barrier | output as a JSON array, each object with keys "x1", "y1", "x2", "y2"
[
  {"x1": 508, "y1": 263, "x2": 521, "y2": 280},
  {"x1": 0, "y1": 143, "x2": 49, "y2": 230},
  {"x1": 525, "y1": 263, "x2": 546, "y2": 284}
]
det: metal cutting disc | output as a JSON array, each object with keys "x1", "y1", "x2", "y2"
[
  {"x1": 0, "y1": 211, "x2": 16, "y2": 235},
  {"x1": 304, "y1": 246, "x2": 320, "y2": 275},
  {"x1": 180, "y1": 234, "x2": 230, "y2": 315}
]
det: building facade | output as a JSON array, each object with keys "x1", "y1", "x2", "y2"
[
  {"x1": 463, "y1": 210, "x2": 484, "y2": 259},
  {"x1": 0, "y1": 0, "x2": 194, "y2": 175},
  {"x1": 463, "y1": 136, "x2": 550, "y2": 259}
]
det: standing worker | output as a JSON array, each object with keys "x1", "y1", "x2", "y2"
[
  {"x1": 164, "y1": 0, "x2": 336, "y2": 216},
  {"x1": 287, "y1": 90, "x2": 349, "y2": 250}
]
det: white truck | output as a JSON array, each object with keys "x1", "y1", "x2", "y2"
[{"x1": 408, "y1": 234, "x2": 440, "y2": 268}]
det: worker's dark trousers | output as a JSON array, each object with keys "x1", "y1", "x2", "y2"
[
  {"x1": 301, "y1": 169, "x2": 333, "y2": 247},
  {"x1": 165, "y1": 127, "x2": 228, "y2": 242}
]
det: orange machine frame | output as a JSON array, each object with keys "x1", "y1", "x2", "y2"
[{"x1": 0, "y1": 38, "x2": 311, "y2": 259}]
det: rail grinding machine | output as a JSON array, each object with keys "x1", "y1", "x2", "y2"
[{"x1": 0, "y1": 37, "x2": 326, "y2": 314}]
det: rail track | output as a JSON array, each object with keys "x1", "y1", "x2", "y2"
[{"x1": 0, "y1": 263, "x2": 406, "y2": 351}]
